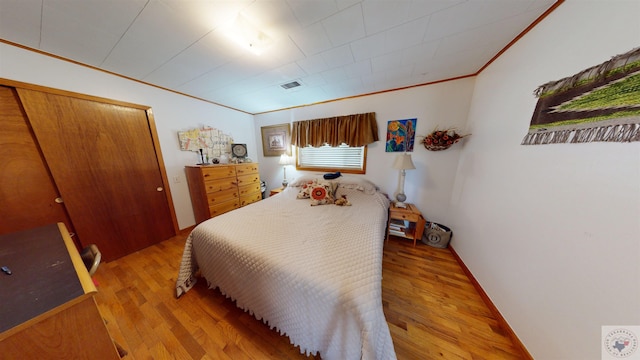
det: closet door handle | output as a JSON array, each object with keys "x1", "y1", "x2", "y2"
[
  {"x1": 54, "y1": 197, "x2": 64, "y2": 204},
  {"x1": 157, "y1": 187, "x2": 164, "y2": 192}
]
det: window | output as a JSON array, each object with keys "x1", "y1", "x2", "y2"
[
  {"x1": 291, "y1": 112, "x2": 377, "y2": 174},
  {"x1": 296, "y1": 143, "x2": 367, "y2": 174}
]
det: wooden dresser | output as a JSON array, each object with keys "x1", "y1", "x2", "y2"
[
  {"x1": 185, "y1": 163, "x2": 261, "y2": 224},
  {"x1": 0, "y1": 223, "x2": 120, "y2": 359}
]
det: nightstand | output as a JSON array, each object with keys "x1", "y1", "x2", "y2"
[
  {"x1": 269, "y1": 187, "x2": 285, "y2": 196},
  {"x1": 386, "y1": 203, "x2": 426, "y2": 247}
]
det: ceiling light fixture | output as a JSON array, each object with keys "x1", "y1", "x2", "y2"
[{"x1": 225, "y1": 13, "x2": 273, "y2": 55}]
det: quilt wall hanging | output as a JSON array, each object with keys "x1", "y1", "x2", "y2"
[
  {"x1": 522, "y1": 47, "x2": 640, "y2": 145},
  {"x1": 386, "y1": 118, "x2": 416, "y2": 152},
  {"x1": 177, "y1": 126, "x2": 233, "y2": 163}
]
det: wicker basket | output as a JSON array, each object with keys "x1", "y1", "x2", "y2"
[
  {"x1": 422, "y1": 129, "x2": 468, "y2": 151},
  {"x1": 423, "y1": 143, "x2": 453, "y2": 151}
]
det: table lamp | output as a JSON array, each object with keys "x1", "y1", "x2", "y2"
[
  {"x1": 279, "y1": 154, "x2": 294, "y2": 187},
  {"x1": 392, "y1": 153, "x2": 415, "y2": 208}
]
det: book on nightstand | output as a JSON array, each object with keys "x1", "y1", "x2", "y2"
[
  {"x1": 388, "y1": 229, "x2": 406, "y2": 237},
  {"x1": 389, "y1": 219, "x2": 409, "y2": 237},
  {"x1": 389, "y1": 219, "x2": 407, "y2": 229}
]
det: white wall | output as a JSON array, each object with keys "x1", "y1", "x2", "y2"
[
  {"x1": 0, "y1": 44, "x2": 256, "y2": 229},
  {"x1": 254, "y1": 77, "x2": 475, "y2": 224},
  {"x1": 450, "y1": 1, "x2": 640, "y2": 359}
]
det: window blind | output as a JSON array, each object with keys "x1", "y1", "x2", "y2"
[{"x1": 297, "y1": 144, "x2": 364, "y2": 170}]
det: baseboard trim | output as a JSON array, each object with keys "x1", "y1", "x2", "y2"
[{"x1": 448, "y1": 245, "x2": 533, "y2": 360}]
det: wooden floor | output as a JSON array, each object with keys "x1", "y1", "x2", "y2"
[{"x1": 93, "y1": 232, "x2": 525, "y2": 359}]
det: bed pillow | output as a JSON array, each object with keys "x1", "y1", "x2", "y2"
[
  {"x1": 289, "y1": 174, "x2": 324, "y2": 187},
  {"x1": 291, "y1": 174, "x2": 377, "y2": 195},
  {"x1": 309, "y1": 182, "x2": 335, "y2": 206},
  {"x1": 337, "y1": 175, "x2": 378, "y2": 194}
]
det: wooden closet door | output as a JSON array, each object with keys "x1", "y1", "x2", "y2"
[
  {"x1": 16, "y1": 88, "x2": 175, "y2": 261},
  {"x1": 0, "y1": 86, "x2": 75, "y2": 238}
]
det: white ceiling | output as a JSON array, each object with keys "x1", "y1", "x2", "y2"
[{"x1": 0, "y1": 0, "x2": 559, "y2": 114}]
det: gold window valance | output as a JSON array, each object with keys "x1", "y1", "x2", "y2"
[{"x1": 292, "y1": 112, "x2": 378, "y2": 148}]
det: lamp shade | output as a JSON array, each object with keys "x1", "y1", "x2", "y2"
[
  {"x1": 279, "y1": 154, "x2": 294, "y2": 165},
  {"x1": 392, "y1": 153, "x2": 415, "y2": 170}
]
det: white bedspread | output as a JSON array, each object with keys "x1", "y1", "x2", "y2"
[{"x1": 176, "y1": 186, "x2": 396, "y2": 360}]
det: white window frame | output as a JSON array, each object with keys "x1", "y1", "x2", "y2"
[{"x1": 295, "y1": 143, "x2": 367, "y2": 174}]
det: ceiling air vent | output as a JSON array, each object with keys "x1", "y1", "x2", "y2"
[{"x1": 280, "y1": 81, "x2": 301, "y2": 90}]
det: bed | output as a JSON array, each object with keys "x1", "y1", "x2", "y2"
[{"x1": 176, "y1": 175, "x2": 396, "y2": 360}]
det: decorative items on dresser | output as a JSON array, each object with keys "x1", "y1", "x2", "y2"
[{"x1": 185, "y1": 163, "x2": 261, "y2": 224}]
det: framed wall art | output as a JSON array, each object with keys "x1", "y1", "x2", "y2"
[
  {"x1": 386, "y1": 118, "x2": 416, "y2": 152},
  {"x1": 523, "y1": 47, "x2": 640, "y2": 145},
  {"x1": 261, "y1": 123, "x2": 290, "y2": 157}
]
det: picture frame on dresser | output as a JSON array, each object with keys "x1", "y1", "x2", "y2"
[{"x1": 260, "y1": 123, "x2": 290, "y2": 157}]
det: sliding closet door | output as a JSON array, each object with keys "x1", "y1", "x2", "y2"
[
  {"x1": 16, "y1": 88, "x2": 175, "y2": 261},
  {"x1": 0, "y1": 86, "x2": 76, "y2": 237}
]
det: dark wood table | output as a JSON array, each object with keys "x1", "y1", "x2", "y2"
[
  {"x1": 0, "y1": 223, "x2": 84, "y2": 332},
  {"x1": 0, "y1": 223, "x2": 120, "y2": 359}
]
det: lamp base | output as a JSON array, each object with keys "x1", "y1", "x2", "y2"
[
  {"x1": 395, "y1": 191, "x2": 407, "y2": 208},
  {"x1": 282, "y1": 179, "x2": 288, "y2": 187}
]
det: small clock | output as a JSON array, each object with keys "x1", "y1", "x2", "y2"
[{"x1": 231, "y1": 143, "x2": 247, "y2": 158}]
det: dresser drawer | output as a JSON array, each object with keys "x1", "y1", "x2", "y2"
[
  {"x1": 237, "y1": 173, "x2": 260, "y2": 187},
  {"x1": 201, "y1": 166, "x2": 236, "y2": 180},
  {"x1": 209, "y1": 199, "x2": 240, "y2": 217},
  {"x1": 240, "y1": 192, "x2": 262, "y2": 207},
  {"x1": 204, "y1": 177, "x2": 237, "y2": 193},
  {"x1": 206, "y1": 188, "x2": 239, "y2": 205},
  {"x1": 389, "y1": 204, "x2": 423, "y2": 223},
  {"x1": 236, "y1": 163, "x2": 259, "y2": 176},
  {"x1": 238, "y1": 183, "x2": 260, "y2": 197},
  {"x1": 185, "y1": 163, "x2": 260, "y2": 224}
]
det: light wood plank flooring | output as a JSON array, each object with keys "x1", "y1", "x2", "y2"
[{"x1": 93, "y1": 232, "x2": 525, "y2": 359}]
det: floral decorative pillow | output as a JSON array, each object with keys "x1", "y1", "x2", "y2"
[
  {"x1": 309, "y1": 183, "x2": 335, "y2": 206},
  {"x1": 296, "y1": 180, "x2": 317, "y2": 199},
  {"x1": 323, "y1": 179, "x2": 339, "y2": 196}
]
